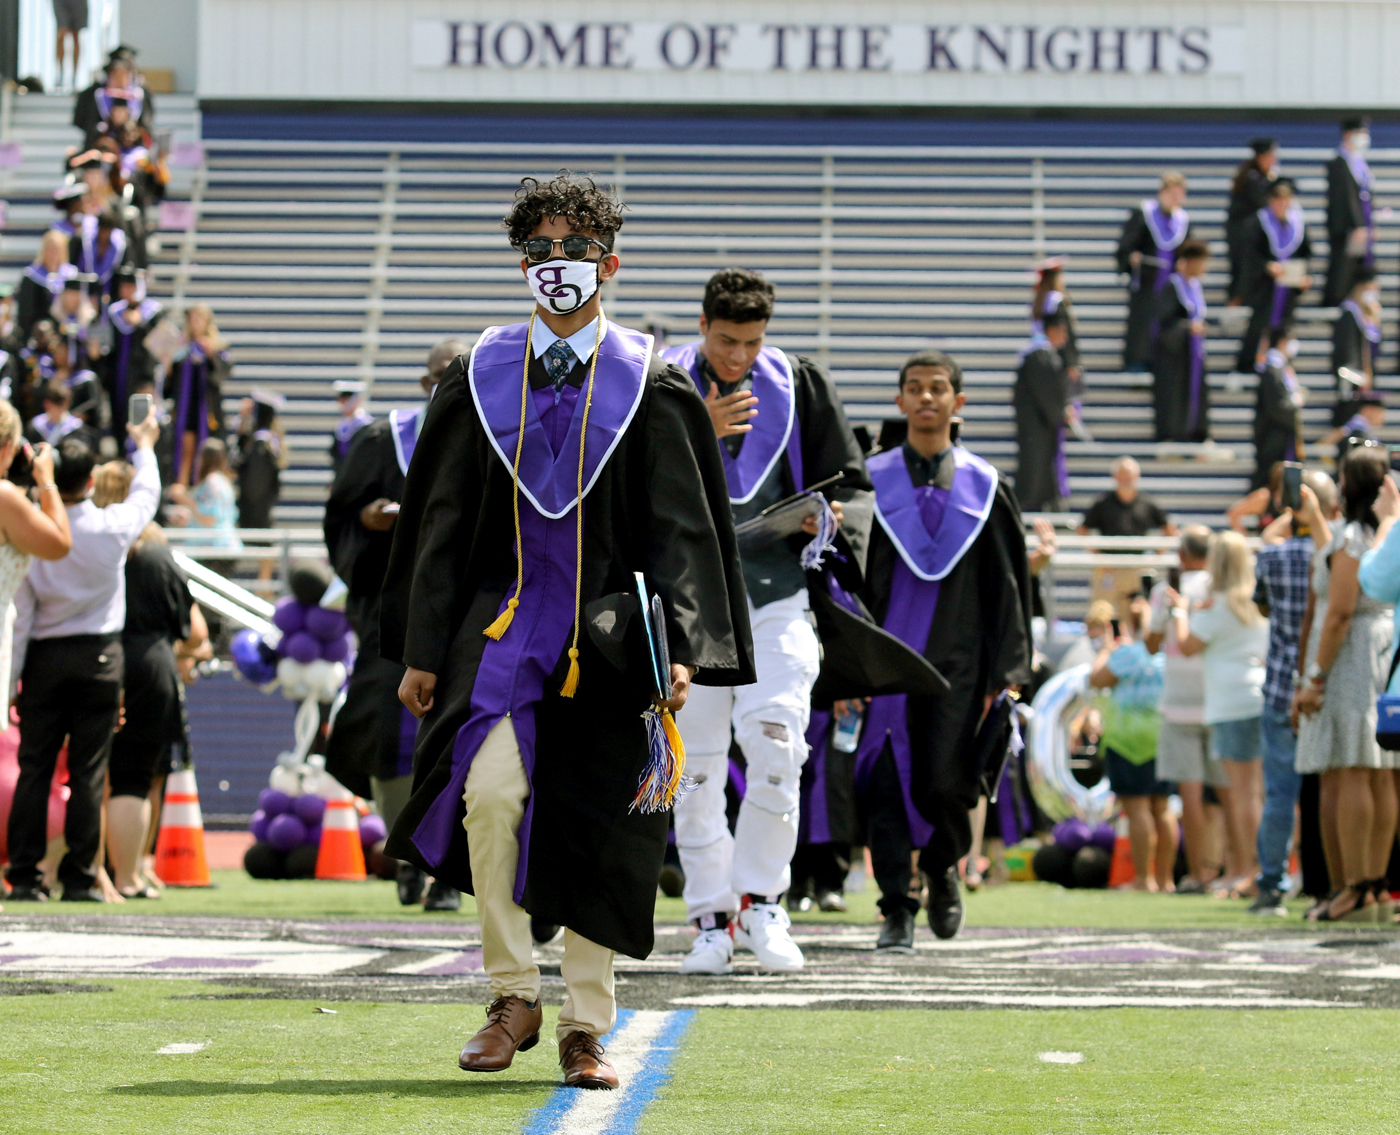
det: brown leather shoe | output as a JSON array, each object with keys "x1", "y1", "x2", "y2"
[
  {"x1": 458, "y1": 996, "x2": 542, "y2": 1072},
  {"x1": 558, "y1": 1029, "x2": 619, "y2": 1090}
]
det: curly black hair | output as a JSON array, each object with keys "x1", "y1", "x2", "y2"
[
  {"x1": 701, "y1": 268, "x2": 775, "y2": 324},
  {"x1": 502, "y1": 171, "x2": 626, "y2": 250}
]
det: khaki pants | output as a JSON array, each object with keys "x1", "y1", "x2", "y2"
[{"x1": 463, "y1": 716, "x2": 615, "y2": 1041}]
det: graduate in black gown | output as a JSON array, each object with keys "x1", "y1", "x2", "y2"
[
  {"x1": 329, "y1": 379, "x2": 373, "y2": 479},
  {"x1": 324, "y1": 340, "x2": 467, "y2": 911},
  {"x1": 381, "y1": 174, "x2": 753, "y2": 1088},
  {"x1": 1116, "y1": 172, "x2": 1192, "y2": 372},
  {"x1": 1324, "y1": 117, "x2": 1374, "y2": 308},
  {"x1": 1013, "y1": 306, "x2": 1071, "y2": 513},
  {"x1": 1329, "y1": 267, "x2": 1381, "y2": 439},
  {"x1": 15, "y1": 232, "x2": 77, "y2": 344},
  {"x1": 234, "y1": 391, "x2": 283, "y2": 531},
  {"x1": 1151, "y1": 239, "x2": 1212, "y2": 443},
  {"x1": 73, "y1": 49, "x2": 155, "y2": 138},
  {"x1": 102, "y1": 266, "x2": 163, "y2": 439},
  {"x1": 1253, "y1": 329, "x2": 1305, "y2": 491},
  {"x1": 1225, "y1": 139, "x2": 1278, "y2": 303},
  {"x1": 1237, "y1": 180, "x2": 1313, "y2": 374},
  {"x1": 857, "y1": 349, "x2": 1033, "y2": 947}
]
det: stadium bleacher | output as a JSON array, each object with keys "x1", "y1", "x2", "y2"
[{"x1": 0, "y1": 95, "x2": 1395, "y2": 550}]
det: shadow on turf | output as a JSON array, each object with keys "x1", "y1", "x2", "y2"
[{"x1": 110, "y1": 1079, "x2": 554, "y2": 1097}]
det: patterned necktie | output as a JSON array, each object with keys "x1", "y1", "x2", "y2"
[{"x1": 545, "y1": 340, "x2": 575, "y2": 392}]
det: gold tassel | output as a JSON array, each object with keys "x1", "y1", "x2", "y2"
[
  {"x1": 559, "y1": 646, "x2": 581, "y2": 698},
  {"x1": 482, "y1": 596, "x2": 518, "y2": 641},
  {"x1": 661, "y1": 709, "x2": 686, "y2": 806}
]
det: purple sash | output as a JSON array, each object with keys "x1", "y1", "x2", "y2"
[
  {"x1": 335, "y1": 407, "x2": 374, "y2": 462},
  {"x1": 661, "y1": 342, "x2": 795, "y2": 504},
  {"x1": 108, "y1": 298, "x2": 160, "y2": 417},
  {"x1": 388, "y1": 407, "x2": 420, "y2": 474},
  {"x1": 1142, "y1": 199, "x2": 1190, "y2": 257},
  {"x1": 853, "y1": 447, "x2": 998, "y2": 844},
  {"x1": 1169, "y1": 273, "x2": 1208, "y2": 432},
  {"x1": 172, "y1": 344, "x2": 212, "y2": 478},
  {"x1": 23, "y1": 263, "x2": 76, "y2": 299},
  {"x1": 1340, "y1": 146, "x2": 1375, "y2": 261},
  {"x1": 1341, "y1": 299, "x2": 1382, "y2": 344},
  {"x1": 469, "y1": 318, "x2": 651, "y2": 519}
]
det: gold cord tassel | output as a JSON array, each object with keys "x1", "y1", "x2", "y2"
[
  {"x1": 483, "y1": 316, "x2": 535, "y2": 642},
  {"x1": 559, "y1": 317, "x2": 604, "y2": 698}
]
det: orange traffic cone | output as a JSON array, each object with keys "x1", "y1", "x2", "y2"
[
  {"x1": 154, "y1": 768, "x2": 211, "y2": 887},
  {"x1": 315, "y1": 787, "x2": 366, "y2": 881},
  {"x1": 1107, "y1": 836, "x2": 1135, "y2": 889}
]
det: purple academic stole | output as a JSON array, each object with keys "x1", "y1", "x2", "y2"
[
  {"x1": 1141, "y1": 199, "x2": 1189, "y2": 296},
  {"x1": 108, "y1": 298, "x2": 160, "y2": 414},
  {"x1": 1256, "y1": 204, "x2": 1305, "y2": 331},
  {"x1": 662, "y1": 341, "x2": 795, "y2": 504},
  {"x1": 172, "y1": 343, "x2": 213, "y2": 478},
  {"x1": 849, "y1": 446, "x2": 998, "y2": 843},
  {"x1": 1169, "y1": 273, "x2": 1208, "y2": 433},
  {"x1": 388, "y1": 408, "x2": 420, "y2": 474},
  {"x1": 1340, "y1": 146, "x2": 1374, "y2": 259},
  {"x1": 24, "y1": 263, "x2": 76, "y2": 300},
  {"x1": 335, "y1": 407, "x2": 374, "y2": 462},
  {"x1": 410, "y1": 318, "x2": 652, "y2": 889}
]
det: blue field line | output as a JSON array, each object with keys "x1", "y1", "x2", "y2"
[
  {"x1": 600, "y1": 1009, "x2": 696, "y2": 1135},
  {"x1": 522, "y1": 1009, "x2": 636, "y2": 1135}
]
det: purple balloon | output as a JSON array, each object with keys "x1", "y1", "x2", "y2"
[
  {"x1": 1053, "y1": 818, "x2": 1092, "y2": 853},
  {"x1": 258, "y1": 788, "x2": 292, "y2": 817},
  {"x1": 303, "y1": 823, "x2": 322, "y2": 848},
  {"x1": 1090, "y1": 823, "x2": 1118, "y2": 854},
  {"x1": 292, "y1": 793, "x2": 326, "y2": 825},
  {"x1": 271, "y1": 597, "x2": 308, "y2": 635},
  {"x1": 231, "y1": 628, "x2": 278, "y2": 684},
  {"x1": 304, "y1": 606, "x2": 349, "y2": 643},
  {"x1": 266, "y1": 812, "x2": 308, "y2": 853},
  {"x1": 283, "y1": 631, "x2": 320, "y2": 664},
  {"x1": 249, "y1": 809, "x2": 269, "y2": 842},
  {"x1": 319, "y1": 634, "x2": 350, "y2": 663},
  {"x1": 358, "y1": 813, "x2": 387, "y2": 848}
]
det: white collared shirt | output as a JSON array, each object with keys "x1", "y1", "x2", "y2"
[{"x1": 530, "y1": 314, "x2": 607, "y2": 368}]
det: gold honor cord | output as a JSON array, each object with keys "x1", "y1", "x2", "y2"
[{"x1": 482, "y1": 310, "x2": 605, "y2": 701}]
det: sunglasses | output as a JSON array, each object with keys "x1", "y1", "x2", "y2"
[{"x1": 518, "y1": 236, "x2": 610, "y2": 265}]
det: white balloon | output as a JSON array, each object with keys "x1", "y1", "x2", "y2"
[
  {"x1": 277, "y1": 657, "x2": 311, "y2": 701},
  {"x1": 268, "y1": 764, "x2": 301, "y2": 796}
]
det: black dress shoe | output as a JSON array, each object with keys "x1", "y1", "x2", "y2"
[
  {"x1": 423, "y1": 879, "x2": 461, "y2": 912},
  {"x1": 926, "y1": 867, "x2": 965, "y2": 940},
  {"x1": 876, "y1": 906, "x2": 916, "y2": 953},
  {"x1": 6, "y1": 885, "x2": 48, "y2": 902},
  {"x1": 60, "y1": 887, "x2": 106, "y2": 902},
  {"x1": 397, "y1": 864, "x2": 427, "y2": 906},
  {"x1": 531, "y1": 917, "x2": 562, "y2": 945}
]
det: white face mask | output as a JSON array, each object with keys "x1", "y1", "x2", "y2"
[
  {"x1": 526, "y1": 258, "x2": 599, "y2": 316},
  {"x1": 1353, "y1": 131, "x2": 1371, "y2": 151},
  {"x1": 1284, "y1": 338, "x2": 1300, "y2": 359},
  {"x1": 1362, "y1": 287, "x2": 1381, "y2": 306},
  {"x1": 1089, "y1": 635, "x2": 1105, "y2": 650}
]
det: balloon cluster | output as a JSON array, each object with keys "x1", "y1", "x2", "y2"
[
  {"x1": 229, "y1": 562, "x2": 352, "y2": 703},
  {"x1": 1031, "y1": 818, "x2": 1119, "y2": 889},
  {"x1": 244, "y1": 757, "x2": 391, "y2": 880}
]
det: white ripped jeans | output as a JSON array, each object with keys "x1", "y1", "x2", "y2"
[{"x1": 674, "y1": 589, "x2": 820, "y2": 921}]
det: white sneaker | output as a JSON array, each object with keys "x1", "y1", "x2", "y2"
[
  {"x1": 733, "y1": 902, "x2": 805, "y2": 973},
  {"x1": 680, "y1": 927, "x2": 734, "y2": 975}
]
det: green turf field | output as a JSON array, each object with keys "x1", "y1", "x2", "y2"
[
  {"x1": 1, "y1": 978, "x2": 1394, "y2": 1135},
  {"x1": 20, "y1": 869, "x2": 1315, "y2": 930}
]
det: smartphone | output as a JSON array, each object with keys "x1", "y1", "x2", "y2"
[
  {"x1": 1167, "y1": 566, "x2": 1181, "y2": 592},
  {"x1": 1110, "y1": 618, "x2": 1121, "y2": 640},
  {"x1": 128, "y1": 392, "x2": 153, "y2": 426},
  {"x1": 1282, "y1": 461, "x2": 1303, "y2": 511},
  {"x1": 1139, "y1": 572, "x2": 1156, "y2": 599}
]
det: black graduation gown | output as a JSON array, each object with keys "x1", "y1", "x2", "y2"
[
  {"x1": 861, "y1": 471, "x2": 1033, "y2": 872},
  {"x1": 102, "y1": 311, "x2": 162, "y2": 436},
  {"x1": 1331, "y1": 305, "x2": 1378, "y2": 425},
  {"x1": 1253, "y1": 361, "x2": 1300, "y2": 490},
  {"x1": 323, "y1": 418, "x2": 409, "y2": 797},
  {"x1": 1151, "y1": 285, "x2": 1211, "y2": 443},
  {"x1": 73, "y1": 83, "x2": 155, "y2": 136},
  {"x1": 379, "y1": 348, "x2": 755, "y2": 960},
  {"x1": 1238, "y1": 213, "x2": 1312, "y2": 372},
  {"x1": 1226, "y1": 169, "x2": 1274, "y2": 301},
  {"x1": 14, "y1": 275, "x2": 57, "y2": 343},
  {"x1": 235, "y1": 435, "x2": 280, "y2": 529},
  {"x1": 1013, "y1": 345, "x2": 1068, "y2": 512},
  {"x1": 1116, "y1": 206, "x2": 1192, "y2": 370},
  {"x1": 1325, "y1": 154, "x2": 1368, "y2": 307}
]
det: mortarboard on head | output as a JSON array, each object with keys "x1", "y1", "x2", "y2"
[
  {"x1": 333, "y1": 379, "x2": 367, "y2": 398},
  {"x1": 250, "y1": 388, "x2": 286, "y2": 411},
  {"x1": 112, "y1": 264, "x2": 141, "y2": 287},
  {"x1": 52, "y1": 182, "x2": 86, "y2": 208},
  {"x1": 70, "y1": 150, "x2": 108, "y2": 172},
  {"x1": 1031, "y1": 255, "x2": 1068, "y2": 278},
  {"x1": 1341, "y1": 115, "x2": 1370, "y2": 134},
  {"x1": 62, "y1": 276, "x2": 82, "y2": 292},
  {"x1": 106, "y1": 45, "x2": 137, "y2": 67},
  {"x1": 1359, "y1": 389, "x2": 1385, "y2": 405},
  {"x1": 1249, "y1": 137, "x2": 1277, "y2": 156}
]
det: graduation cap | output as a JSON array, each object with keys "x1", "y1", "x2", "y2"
[
  {"x1": 250, "y1": 388, "x2": 286, "y2": 411},
  {"x1": 333, "y1": 379, "x2": 366, "y2": 398},
  {"x1": 69, "y1": 150, "x2": 109, "y2": 172},
  {"x1": 1249, "y1": 137, "x2": 1277, "y2": 155},
  {"x1": 61, "y1": 276, "x2": 83, "y2": 293},
  {"x1": 52, "y1": 182, "x2": 86, "y2": 209},
  {"x1": 1359, "y1": 389, "x2": 1386, "y2": 406},
  {"x1": 112, "y1": 264, "x2": 142, "y2": 288},
  {"x1": 106, "y1": 44, "x2": 138, "y2": 65},
  {"x1": 1032, "y1": 254, "x2": 1069, "y2": 274},
  {"x1": 1341, "y1": 115, "x2": 1371, "y2": 134}
]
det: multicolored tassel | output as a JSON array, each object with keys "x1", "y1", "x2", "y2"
[
  {"x1": 630, "y1": 707, "x2": 691, "y2": 813},
  {"x1": 800, "y1": 500, "x2": 839, "y2": 570}
]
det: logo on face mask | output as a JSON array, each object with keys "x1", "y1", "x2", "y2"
[{"x1": 527, "y1": 259, "x2": 599, "y2": 315}]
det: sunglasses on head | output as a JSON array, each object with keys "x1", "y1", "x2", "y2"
[{"x1": 518, "y1": 236, "x2": 610, "y2": 264}]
